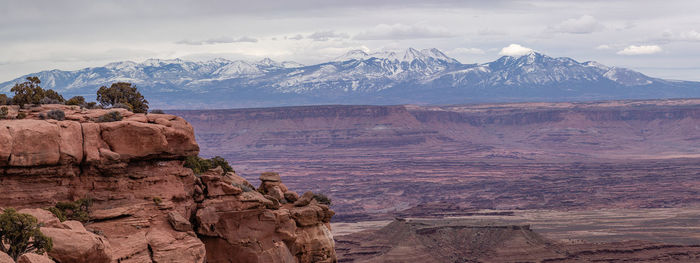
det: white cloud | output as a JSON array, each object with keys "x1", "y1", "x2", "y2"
[
  {"x1": 177, "y1": 36, "x2": 258, "y2": 45},
  {"x1": 307, "y1": 31, "x2": 349, "y2": 41},
  {"x1": 498, "y1": 44, "x2": 534, "y2": 57},
  {"x1": 616, "y1": 45, "x2": 662, "y2": 55},
  {"x1": 354, "y1": 23, "x2": 453, "y2": 40},
  {"x1": 679, "y1": 30, "x2": 700, "y2": 41},
  {"x1": 596, "y1": 44, "x2": 612, "y2": 50},
  {"x1": 549, "y1": 15, "x2": 603, "y2": 34},
  {"x1": 449, "y1": 47, "x2": 485, "y2": 55}
]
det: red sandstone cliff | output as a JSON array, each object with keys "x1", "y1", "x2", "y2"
[{"x1": 0, "y1": 105, "x2": 336, "y2": 263}]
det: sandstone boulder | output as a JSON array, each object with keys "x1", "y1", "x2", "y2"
[
  {"x1": 17, "y1": 208, "x2": 64, "y2": 228},
  {"x1": 167, "y1": 211, "x2": 193, "y2": 232},
  {"x1": 16, "y1": 253, "x2": 54, "y2": 263},
  {"x1": 294, "y1": 191, "x2": 315, "y2": 207},
  {"x1": 5, "y1": 120, "x2": 60, "y2": 166},
  {"x1": 146, "y1": 229, "x2": 206, "y2": 263},
  {"x1": 260, "y1": 172, "x2": 281, "y2": 182},
  {"x1": 0, "y1": 251, "x2": 13, "y2": 263},
  {"x1": 41, "y1": 222, "x2": 112, "y2": 263}
]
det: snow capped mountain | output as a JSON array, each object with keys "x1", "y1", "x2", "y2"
[{"x1": 1, "y1": 48, "x2": 698, "y2": 109}]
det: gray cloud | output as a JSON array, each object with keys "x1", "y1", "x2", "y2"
[
  {"x1": 177, "y1": 36, "x2": 258, "y2": 45},
  {"x1": 307, "y1": 31, "x2": 349, "y2": 41},
  {"x1": 354, "y1": 24, "x2": 454, "y2": 40},
  {"x1": 548, "y1": 15, "x2": 604, "y2": 34},
  {"x1": 2, "y1": 0, "x2": 700, "y2": 82}
]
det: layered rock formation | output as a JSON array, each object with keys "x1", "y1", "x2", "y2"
[
  {"x1": 336, "y1": 219, "x2": 700, "y2": 262},
  {"x1": 0, "y1": 105, "x2": 335, "y2": 263}
]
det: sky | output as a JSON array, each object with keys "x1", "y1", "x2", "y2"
[{"x1": 1, "y1": 0, "x2": 700, "y2": 81}]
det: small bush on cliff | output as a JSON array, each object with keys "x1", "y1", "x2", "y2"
[
  {"x1": 10, "y1": 77, "x2": 64, "y2": 107},
  {"x1": 97, "y1": 111, "x2": 123, "y2": 122},
  {"x1": 184, "y1": 155, "x2": 234, "y2": 175},
  {"x1": 0, "y1": 208, "x2": 53, "y2": 261},
  {"x1": 96, "y1": 82, "x2": 149, "y2": 113},
  {"x1": 16, "y1": 112, "x2": 26, "y2": 119},
  {"x1": 152, "y1": 197, "x2": 162, "y2": 205},
  {"x1": 46, "y1": 109, "x2": 65, "y2": 121},
  {"x1": 150, "y1": 109, "x2": 165, "y2": 114},
  {"x1": 0, "y1": 94, "x2": 8, "y2": 105},
  {"x1": 0, "y1": 107, "x2": 7, "y2": 119},
  {"x1": 51, "y1": 198, "x2": 93, "y2": 223},
  {"x1": 313, "y1": 193, "x2": 332, "y2": 206},
  {"x1": 65, "y1": 96, "x2": 86, "y2": 106}
]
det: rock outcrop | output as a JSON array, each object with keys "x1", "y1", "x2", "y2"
[{"x1": 0, "y1": 105, "x2": 336, "y2": 263}]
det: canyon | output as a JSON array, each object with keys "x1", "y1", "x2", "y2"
[
  {"x1": 170, "y1": 99, "x2": 700, "y2": 261},
  {"x1": 173, "y1": 99, "x2": 700, "y2": 220},
  {"x1": 0, "y1": 105, "x2": 335, "y2": 263}
]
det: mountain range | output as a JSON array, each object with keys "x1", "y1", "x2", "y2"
[{"x1": 1, "y1": 48, "x2": 699, "y2": 109}]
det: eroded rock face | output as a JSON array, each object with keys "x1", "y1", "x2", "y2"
[
  {"x1": 193, "y1": 169, "x2": 336, "y2": 263},
  {"x1": 0, "y1": 105, "x2": 335, "y2": 263}
]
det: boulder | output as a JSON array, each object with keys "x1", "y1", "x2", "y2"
[
  {"x1": 17, "y1": 253, "x2": 54, "y2": 263},
  {"x1": 284, "y1": 192, "x2": 299, "y2": 203},
  {"x1": 146, "y1": 229, "x2": 206, "y2": 263},
  {"x1": 6, "y1": 120, "x2": 60, "y2": 166},
  {"x1": 294, "y1": 191, "x2": 315, "y2": 207},
  {"x1": 17, "y1": 208, "x2": 64, "y2": 228},
  {"x1": 167, "y1": 211, "x2": 193, "y2": 232},
  {"x1": 260, "y1": 172, "x2": 281, "y2": 182},
  {"x1": 0, "y1": 251, "x2": 14, "y2": 263},
  {"x1": 291, "y1": 224, "x2": 336, "y2": 263},
  {"x1": 41, "y1": 222, "x2": 112, "y2": 263}
]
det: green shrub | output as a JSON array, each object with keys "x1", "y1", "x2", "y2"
[
  {"x1": 15, "y1": 112, "x2": 26, "y2": 119},
  {"x1": 184, "y1": 155, "x2": 234, "y2": 175},
  {"x1": 97, "y1": 111, "x2": 123, "y2": 122},
  {"x1": 152, "y1": 196, "x2": 162, "y2": 205},
  {"x1": 46, "y1": 109, "x2": 65, "y2": 121},
  {"x1": 0, "y1": 94, "x2": 8, "y2": 105},
  {"x1": 51, "y1": 198, "x2": 92, "y2": 223},
  {"x1": 86, "y1": 102, "x2": 99, "y2": 109},
  {"x1": 47, "y1": 207, "x2": 67, "y2": 222},
  {"x1": 65, "y1": 96, "x2": 86, "y2": 106},
  {"x1": 0, "y1": 107, "x2": 7, "y2": 119},
  {"x1": 0, "y1": 208, "x2": 53, "y2": 261},
  {"x1": 313, "y1": 193, "x2": 332, "y2": 206},
  {"x1": 96, "y1": 82, "x2": 149, "y2": 113}
]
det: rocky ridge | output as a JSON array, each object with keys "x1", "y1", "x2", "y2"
[{"x1": 0, "y1": 105, "x2": 335, "y2": 263}]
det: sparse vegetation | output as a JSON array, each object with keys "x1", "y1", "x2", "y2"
[
  {"x1": 9, "y1": 77, "x2": 64, "y2": 107},
  {"x1": 15, "y1": 112, "x2": 26, "y2": 119},
  {"x1": 150, "y1": 109, "x2": 165, "y2": 114},
  {"x1": 0, "y1": 107, "x2": 7, "y2": 119},
  {"x1": 313, "y1": 193, "x2": 332, "y2": 206},
  {"x1": 46, "y1": 109, "x2": 65, "y2": 121},
  {"x1": 65, "y1": 96, "x2": 86, "y2": 106},
  {"x1": 184, "y1": 155, "x2": 234, "y2": 175},
  {"x1": 0, "y1": 208, "x2": 53, "y2": 261},
  {"x1": 97, "y1": 111, "x2": 123, "y2": 122},
  {"x1": 152, "y1": 196, "x2": 162, "y2": 205},
  {"x1": 0, "y1": 94, "x2": 8, "y2": 105},
  {"x1": 96, "y1": 82, "x2": 149, "y2": 113},
  {"x1": 50, "y1": 198, "x2": 93, "y2": 223}
]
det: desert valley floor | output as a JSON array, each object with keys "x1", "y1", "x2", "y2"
[{"x1": 172, "y1": 99, "x2": 700, "y2": 261}]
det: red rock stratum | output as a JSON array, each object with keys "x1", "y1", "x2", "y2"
[{"x1": 0, "y1": 105, "x2": 335, "y2": 263}]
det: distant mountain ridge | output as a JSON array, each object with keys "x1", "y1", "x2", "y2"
[{"x1": 2, "y1": 48, "x2": 698, "y2": 109}]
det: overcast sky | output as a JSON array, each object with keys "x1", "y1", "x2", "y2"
[{"x1": 1, "y1": 0, "x2": 700, "y2": 81}]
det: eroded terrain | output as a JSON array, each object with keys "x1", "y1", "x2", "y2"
[{"x1": 172, "y1": 99, "x2": 700, "y2": 220}]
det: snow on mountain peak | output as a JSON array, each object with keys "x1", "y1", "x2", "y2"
[{"x1": 335, "y1": 48, "x2": 458, "y2": 63}]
